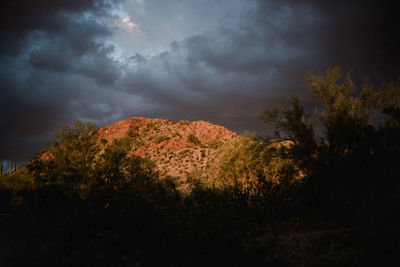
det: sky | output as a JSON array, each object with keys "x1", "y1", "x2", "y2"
[{"x1": 1, "y1": 0, "x2": 399, "y2": 164}]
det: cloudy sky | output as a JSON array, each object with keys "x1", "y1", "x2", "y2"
[{"x1": 1, "y1": 0, "x2": 399, "y2": 163}]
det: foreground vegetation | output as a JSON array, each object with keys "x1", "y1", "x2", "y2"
[{"x1": 1, "y1": 67, "x2": 400, "y2": 266}]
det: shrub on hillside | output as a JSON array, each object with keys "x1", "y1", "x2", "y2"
[
  {"x1": 22, "y1": 121, "x2": 169, "y2": 205},
  {"x1": 177, "y1": 120, "x2": 190, "y2": 126},
  {"x1": 187, "y1": 134, "x2": 201, "y2": 146}
]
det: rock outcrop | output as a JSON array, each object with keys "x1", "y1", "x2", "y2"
[{"x1": 98, "y1": 117, "x2": 238, "y2": 179}]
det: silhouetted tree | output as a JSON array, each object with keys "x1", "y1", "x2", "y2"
[
  {"x1": 262, "y1": 67, "x2": 400, "y2": 226},
  {"x1": 28, "y1": 121, "x2": 100, "y2": 199}
]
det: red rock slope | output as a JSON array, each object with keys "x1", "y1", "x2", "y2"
[{"x1": 98, "y1": 117, "x2": 238, "y2": 178}]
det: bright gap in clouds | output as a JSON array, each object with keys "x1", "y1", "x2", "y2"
[
  {"x1": 108, "y1": 0, "x2": 256, "y2": 60},
  {"x1": 121, "y1": 17, "x2": 138, "y2": 30}
]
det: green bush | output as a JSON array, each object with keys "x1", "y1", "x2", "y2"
[
  {"x1": 262, "y1": 66, "x2": 400, "y2": 221},
  {"x1": 155, "y1": 135, "x2": 169, "y2": 144},
  {"x1": 187, "y1": 134, "x2": 201, "y2": 145},
  {"x1": 177, "y1": 120, "x2": 190, "y2": 126},
  {"x1": 27, "y1": 121, "x2": 100, "y2": 199},
  {"x1": 22, "y1": 121, "x2": 163, "y2": 202},
  {"x1": 206, "y1": 138, "x2": 223, "y2": 149},
  {"x1": 0, "y1": 171, "x2": 36, "y2": 206}
]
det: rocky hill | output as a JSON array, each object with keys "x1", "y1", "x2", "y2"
[{"x1": 98, "y1": 117, "x2": 238, "y2": 181}]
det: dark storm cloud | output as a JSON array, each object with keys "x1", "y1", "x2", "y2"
[
  {"x1": 119, "y1": 0, "x2": 400, "y2": 123},
  {"x1": 0, "y1": 0, "x2": 118, "y2": 56},
  {"x1": 0, "y1": 0, "x2": 123, "y2": 162},
  {"x1": 265, "y1": 0, "x2": 399, "y2": 74},
  {"x1": 1, "y1": 0, "x2": 400, "y2": 164}
]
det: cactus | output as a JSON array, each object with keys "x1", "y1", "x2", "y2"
[
  {"x1": 14, "y1": 161, "x2": 17, "y2": 172},
  {"x1": 9, "y1": 161, "x2": 12, "y2": 175}
]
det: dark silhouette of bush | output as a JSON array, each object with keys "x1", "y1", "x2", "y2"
[{"x1": 262, "y1": 67, "x2": 400, "y2": 248}]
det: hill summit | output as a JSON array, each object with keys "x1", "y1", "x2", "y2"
[{"x1": 98, "y1": 117, "x2": 238, "y2": 179}]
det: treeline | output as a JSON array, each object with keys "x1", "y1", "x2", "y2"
[{"x1": 1, "y1": 67, "x2": 400, "y2": 266}]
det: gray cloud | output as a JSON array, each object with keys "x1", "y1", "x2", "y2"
[{"x1": 0, "y1": 0, "x2": 123, "y2": 162}]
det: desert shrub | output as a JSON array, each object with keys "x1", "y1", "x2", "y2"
[
  {"x1": 130, "y1": 137, "x2": 145, "y2": 150},
  {"x1": 155, "y1": 135, "x2": 169, "y2": 144},
  {"x1": 187, "y1": 134, "x2": 201, "y2": 145},
  {"x1": 183, "y1": 134, "x2": 302, "y2": 217},
  {"x1": 172, "y1": 131, "x2": 181, "y2": 137},
  {"x1": 127, "y1": 129, "x2": 139, "y2": 138},
  {"x1": 206, "y1": 138, "x2": 223, "y2": 149},
  {"x1": 23, "y1": 121, "x2": 165, "y2": 203},
  {"x1": 100, "y1": 138, "x2": 108, "y2": 145},
  {"x1": 0, "y1": 172, "x2": 35, "y2": 193},
  {"x1": 262, "y1": 66, "x2": 400, "y2": 224},
  {"x1": 143, "y1": 121, "x2": 159, "y2": 133},
  {"x1": 145, "y1": 122, "x2": 156, "y2": 129},
  {"x1": 27, "y1": 121, "x2": 100, "y2": 199},
  {"x1": 0, "y1": 171, "x2": 36, "y2": 206},
  {"x1": 177, "y1": 119, "x2": 190, "y2": 126}
]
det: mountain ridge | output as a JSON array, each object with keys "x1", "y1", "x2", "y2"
[{"x1": 97, "y1": 117, "x2": 238, "y2": 180}]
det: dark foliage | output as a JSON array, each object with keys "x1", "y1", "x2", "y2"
[{"x1": 262, "y1": 67, "x2": 400, "y2": 265}]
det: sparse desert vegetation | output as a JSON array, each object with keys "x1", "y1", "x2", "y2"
[{"x1": 1, "y1": 67, "x2": 400, "y2": 266}]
